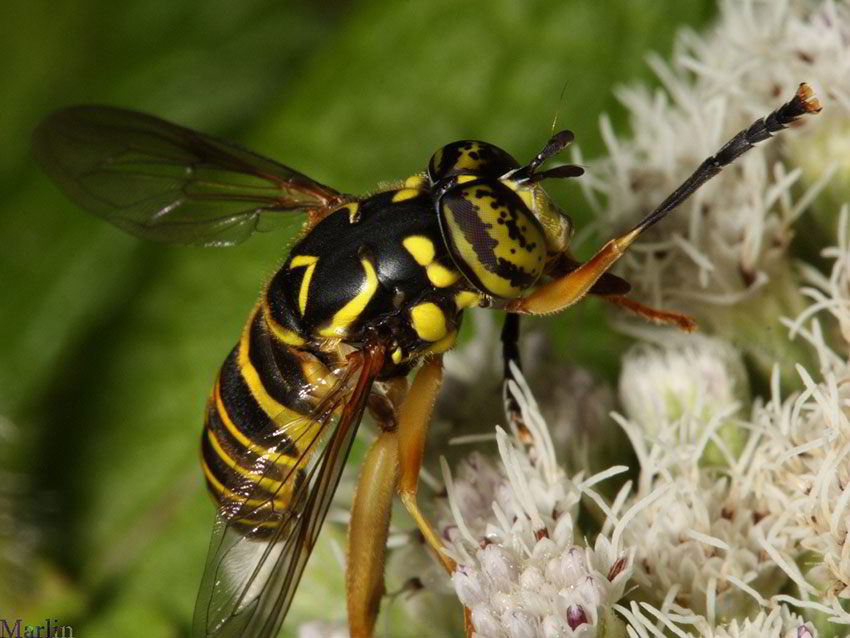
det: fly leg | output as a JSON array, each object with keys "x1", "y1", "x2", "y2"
[
  {"x1": 348, "y1": 356, "x2": 455, "y2": 635},
  {"x1": 500, "y1": 313, "x2": 525, "y2": 433},
  {"x1": 347, "y1": 376, "x2": 408, "y2": 638},
  {"x1": 602, "y1": 294, "x2": 696, "y2": 331},
  {"x1": 396, "y1": 355, "x2": 455, "y2": 574},
  {"x1": 347, "y1": 429, "x2": 400, "y2": 638}
]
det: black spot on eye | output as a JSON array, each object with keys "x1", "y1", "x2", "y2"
[{"x1": 494, "y1": 257, "x2": 538, "y2": 289}]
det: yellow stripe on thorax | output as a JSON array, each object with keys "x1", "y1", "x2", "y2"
[
  {"x1": 404, "y1": 175, "x2": 427, "y2": 189},
  {"x1": 426, "y1": 262, "x2": 460, "y2": 287},
  {"x1": 392, "y1": 188, "x2": 419, "y2": 202},
  {"x1": 402, "y1": 235, "x2": 461, "y2": 288},
  {"x1": 318, "y1": 257, "x2": 378, "y2": 337},
  {"x1": 402, "y1": 236, "x2": 435, "y2": 265},
  {"x1": 290, "y1": 255, "x2": 319, "y2": 316},
  {"x1": 410, "y1": 302, "x2": 447, "y2": 342}
]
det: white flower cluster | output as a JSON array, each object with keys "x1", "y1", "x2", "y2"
[
  {"x1": 618, "y1": 333, "x2": 749, "y2": 442},
  {"x1": 440, "y1": 364, "x2": 633, "y2": 638},
  {"x1": 741, "y1": 208, "x2": 850, "y2": 625},
  {"x1": 581, "y1": 0, "x2": 847, "y2": 314},
  {"x1": 440, "y1": 330, "x2": 842, "y2": 637},
  {"x1": 617, "y1": 601, "x2": 816, "y2": 638},
  {"x1": 607, "y1": 211, "x2": 850, "y2": 635},
  {"x1": 560, "y1": 6, "x2": 850, "y2": 628},
  {"x1": 614, "y1": 337, "x2": 792, "y2": 625},
  {"x1": 701, "y1": 607, "x2": 816, "y2": 638}
]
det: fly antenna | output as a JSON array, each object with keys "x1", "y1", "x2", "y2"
[
  {"x1": 528, "y1": 129, "x2": 575, "y2": 174},
  {"x1": 551, "y1": 79, "x2": 570, "y2": 135},
  {"x1": 512, "y1": 129, "x2": 576, "y2": 182},
  {"x1": 526, "y1": 163, "x2": 584, "y2": 184},
  {"x1": 630, "y1": 82, "x2": 821, "y2": 235}
]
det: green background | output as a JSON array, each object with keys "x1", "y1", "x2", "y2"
[{"x1": 2, "y1": 1, "x2": 715, "y2": 635}]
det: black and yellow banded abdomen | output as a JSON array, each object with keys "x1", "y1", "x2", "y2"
[{"x1": 200, "y1": 305, "x2": 339, "y2": 536}]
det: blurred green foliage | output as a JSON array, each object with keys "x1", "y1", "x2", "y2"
[{"x1": 2, "y1": 0, "x2": 715, "y2": 635}]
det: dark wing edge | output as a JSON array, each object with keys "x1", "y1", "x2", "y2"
[
  {"x1": 193, "y1": 344, "x2": 386, "y2": 638},
  {"x1": 32, "y1": 105, "x2": 347, "y2": 246}
]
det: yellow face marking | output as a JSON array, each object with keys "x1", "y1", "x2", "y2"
[
  {"x1": 290, "y1": 255, "x2": 319, "y2": 315},
  {"x1": 454, "y1": 290, "x2": 482, "y2": 309},
  {"x1": 319, "y1": 257, "x2": 378, "y2": 337},
  {"x1": 455, "y1": 174, "x2": 477, "y2": 184},
  {"x1": 402, "y1": 235, "x2": 436, "y2": 266},
  {"x1": 426, "y1": 262, "x2": 460, "y2": 287},
  {"x1": 426, "y1": 330, "x2": 457, "y2": 354},
  {"x1": 516, "y1": 188, "x2": 534, "y2": 212},
  {"x1": 404, "y1": 175, "x2": 427, "y2": 189},
  {"x1": 504, "y1": 179, "x2": 573, "y2": 254},
  {"x1": 410, "y1": 302, "x2": 447, "y2": 342},
  {"x1": 391, "y1": 347, "x2": 403, "y2": 364},
  {"x1": 392, "y1": 188, "x2": 419, "y2": 202}
]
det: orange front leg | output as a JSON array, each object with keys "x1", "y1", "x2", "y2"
[{"x1": 507, "y1": 228, "x2": 642, "y2": 315}]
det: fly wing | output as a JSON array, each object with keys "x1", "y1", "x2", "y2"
[
  {"x1": 193, "y1": 345, "x2": 385, "y2": 638},
  {"x1": 33, "y1": 106, "x2": 348, "y2": 246}
]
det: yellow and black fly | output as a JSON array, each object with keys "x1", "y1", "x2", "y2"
[{"x1": 32, "y1": 83, "x2": 820, "y2": 638}]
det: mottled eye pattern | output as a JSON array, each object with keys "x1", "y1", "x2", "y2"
[
  {"x1": 438, "y1": 179, "x2": 546, "y2": 298},
  {"x1": 427, "y1": 140, "x2": 520, "y2": 183}
]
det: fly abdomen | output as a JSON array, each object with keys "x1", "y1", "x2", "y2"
[{"x1": 201, "y1": 305, "x2": 338, "y2": 536}]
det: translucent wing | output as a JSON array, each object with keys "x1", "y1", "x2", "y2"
[
  {"x1": 193, "y1": 345, "x2": 385, "y2": 638},
  {"x1": 32, "y1": 106, "x2": 348, "y2": 246}
]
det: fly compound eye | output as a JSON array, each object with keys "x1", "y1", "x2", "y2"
[
  {"x1": 437, "y1": 179, "x2": 547, "y2": 298},
  {"x1": 427, "y1": 140, "x2": 520, "y2": 184}
]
